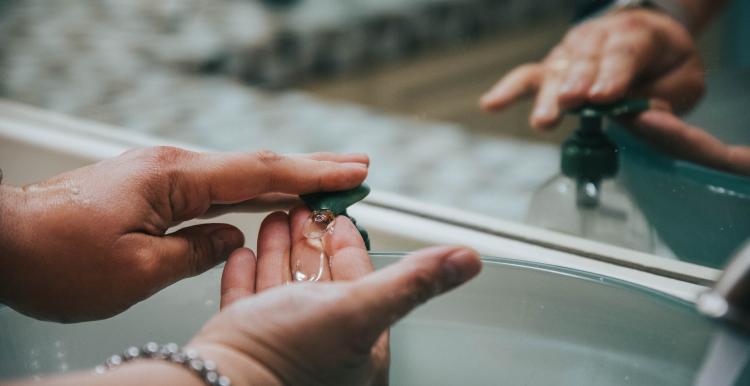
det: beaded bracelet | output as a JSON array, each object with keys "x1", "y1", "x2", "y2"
[{"x1": 95, "y1": 342, "x2": 231, "y2": 386}]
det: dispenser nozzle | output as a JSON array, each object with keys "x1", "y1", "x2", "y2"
[
  {"x1": 576, "y1": 179, "x2": 601, "y2": 208},
  {"x1": 300, "y1": 184, "x2": 371, "y2": 250},
  {"x1": 562, "y1": 99, "x2": 651, "y2": 209}
]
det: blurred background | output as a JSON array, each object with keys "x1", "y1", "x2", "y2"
[{"x1": 0, "y1": 0, "x2": 748, "y2": 265}]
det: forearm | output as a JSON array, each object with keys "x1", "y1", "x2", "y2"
[
  {"x1": 0, "y1": 184, "x2": 28, "y2": 305},
  {"x1": 6, "y1": 361, "x2": 204, "y2": 386},
  {"x1": 6, "y1": 344, "x2": 279, "y2": 386}
]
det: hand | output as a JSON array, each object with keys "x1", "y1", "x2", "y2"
[
  {"x1": 480, "y1": 9, "x2": 704, "y2": 130},
  {"x1": 632, "y1": 110, "x2": 750, "y2": 176},
  {"x1": 0, "y1": 147, "x2": 368, "y2": 322},
  {"x1": 187, "y1": 207, "x2": 482, "y2": 386}
]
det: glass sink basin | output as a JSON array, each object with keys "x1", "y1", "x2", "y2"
[{"x1": 1, "y1": 253, "x2": 748, "y2": 385}]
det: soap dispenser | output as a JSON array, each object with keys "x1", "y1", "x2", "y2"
[
  {"x1": 300, "y1": 184, "x2": 372, "y2": 250},
  {"x1": 526, "y1": 100, "x2": 655, "y2": 252}
]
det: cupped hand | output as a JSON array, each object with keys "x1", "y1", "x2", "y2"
[
  {"x1": 632, "y1": 110, "x2": 750, "y2": 176},
  {"x1": 0, "y1": 147, "x2": 368, "y2": 322},
  {"x1": 480, "y1": 9, "x2": 704, "y2": 130},
  {"x1": 188, "y1": 207, "x2": 482, "y2": 386}
]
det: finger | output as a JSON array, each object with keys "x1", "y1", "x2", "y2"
[
  {"x1": 479, "y1": 64, "x2": 543, "y2": 112},
  {"x1": 181, "y1": 150, "x2": 369, "y2": 207},
  {"x1": 256, "y1": 211, "x2": 292, "y2": 291},
  {"x1": 589, "y1": 32, "x2": 654, "y2": 103},
  {"x1": 344, "y1": 246, "x2": 481, "y2": 349},
  {"x1": 290, "y1": 205, "x2": 332, "y2": 282},
  {"x1": 558, "y1": 58, "x2": 599, "y2": 108},
  {"x1": 200, "y1": 193, "x2": 302, "y2": 218},
  {"x1": 292, "y1": 152, "x2": 370, "y2": 167},
  {"x1": 558, "y1": 25, "x2": 605, "y2": 108},
  {"x1": 632, "y1": 110, "x2": 741, "y2": 173},
  {"x1": 154, "y1": 223, "x2": 245, "y2": 283},
  {"x1": 220, "y1": 248, "x2": 257, "y2": 310},
  {"x1": 635, "y1": 55, "x2": 705, "y2": 113},
  {"x1": 726, "y1": 147, "x2": 750, "y2": 177},
  {"x1": 530, "y1": 73, "x2": 564, "y2": 130},
  {"x1": 325, "y1": 216, "x2": 372, "y2": 281}
]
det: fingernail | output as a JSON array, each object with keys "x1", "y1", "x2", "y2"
[
  {"x1": 442, "y1": 248, "x2": 480, "y2": 286},
  {"x1": 344, "y1": 162, "x2": 368, "y2": 169},
  {"x1": 589, "y1": 81, "x2": 608, "y2": 96},
  {"x1": 211, "y1": 227, "x2": 243, "y2": 260},
  {"x1": 479, "y1": 91, "x2": 494, "y2": 104},
  {"x1": 532, "y1": 106, "x2": 551, "y2": 121},
  {"x1": 344, "y1": 152, "x2": 369, "y2": 161}
]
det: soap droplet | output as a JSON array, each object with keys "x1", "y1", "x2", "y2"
[
  {"x1": 303, "y1": 210, "x2": 336, "y2": 239},
  {"x1": 292, "y1": 251, "x2": 326, "y2": 282},
  {"x1": 293, "y1": 212, "x2": 335, "y2": 283}
]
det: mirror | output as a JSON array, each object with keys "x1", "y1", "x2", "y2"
[{"x1": 0, "y1": 0, "x2": 748, "y2": 272}]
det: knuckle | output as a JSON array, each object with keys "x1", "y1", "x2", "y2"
[
  {"x1": 132, "y1": 246, "x2": 160, "y2": 275},
  {"x1": 565, "y1": 23, "x2": 591, "y2": 41},
  {"x1": 514, "y1": 63, "x2": 540, "y2": 75},
  {"x1": 254, "y1": 149, "x2": 283, "y2": 165},
  {"x1": 187, "y1": 239, "x2": 216, "y2": 275},
  {"x1": 407, "y1": 267, "x2": 439, "y2": 303},
  {"x1": 252, "y1": 150, "x2": 285, "y2": 190},
  {"x1": 605, "y1": 40, "x2": 639, "y2": 59},
  {"x1": 618, "y1": 12, "x2": 646, "y2": 29},
  {"x1": 139, "y1": 146, "x2": 188, "y2": 166}
]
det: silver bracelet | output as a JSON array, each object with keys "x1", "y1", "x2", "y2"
[{"x1": 95, "y1": 342, "x2": 231, "y2": 386}]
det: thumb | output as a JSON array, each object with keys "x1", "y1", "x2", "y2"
[
  {"x1": 343, "y1": 246, "x2": 481, "y2": 350},
  {"x1": 156, "y1": 223, "x2": 245, "y2": 283}
]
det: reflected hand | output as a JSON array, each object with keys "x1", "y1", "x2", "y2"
[
  {"x1": 188, "y1": 208, "x2": 482, "y2": 386},
  {"x1": 632, "y1": 110, "x2": 750, "y2": 176},
  {"x1": 0, "y1": 147, "x2": 368, "y2": 322},
  {"x1": 480, "y1": 9, "x2": 704, "y2": 130}
]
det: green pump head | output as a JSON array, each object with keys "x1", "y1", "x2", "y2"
[
  {"x1": 563, "y1": 99, "x2": 650, "y2": 208},
  {"x1": 300, "y1": 184, "x2": 371, "y2": 249}
]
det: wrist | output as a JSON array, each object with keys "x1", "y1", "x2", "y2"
[
  {"x1": 109, "y1": 360, "x2": 207, "y2": 386},
  {"x1": 602, "y1": 0, "x2": 694, "y2": 34},
  {"x1": 0, "y1": 184, "x2": 29, "y2": 304},
  {"x1": 186, "y1": 343, "x2": 282, "y2": 386}
]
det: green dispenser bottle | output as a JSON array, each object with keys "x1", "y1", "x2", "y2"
[
  {"x1": 300, "y1": 184, "x2": 371, "y2": 250},
  {"x1": 526, "y1": 100, "x2": 656, "y2": 252}
]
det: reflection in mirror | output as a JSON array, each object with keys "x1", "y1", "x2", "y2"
[{"x1": 0, "y1": 0, "x2": 747, "y2": 270}]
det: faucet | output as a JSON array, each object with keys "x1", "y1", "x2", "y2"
[{"x1": 697, "y1": 241, "x2": 750, "y2": 331}]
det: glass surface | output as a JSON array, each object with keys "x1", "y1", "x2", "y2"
[
  {"x1": 527, "y1": 175, "x2": 655, "y2": 252},
  {"x1": 1, "y1": 253, "x2": 749, "y2": 385},
  {"x1": 0, "y1": 1, "x2": 748, "y2": 269}
]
